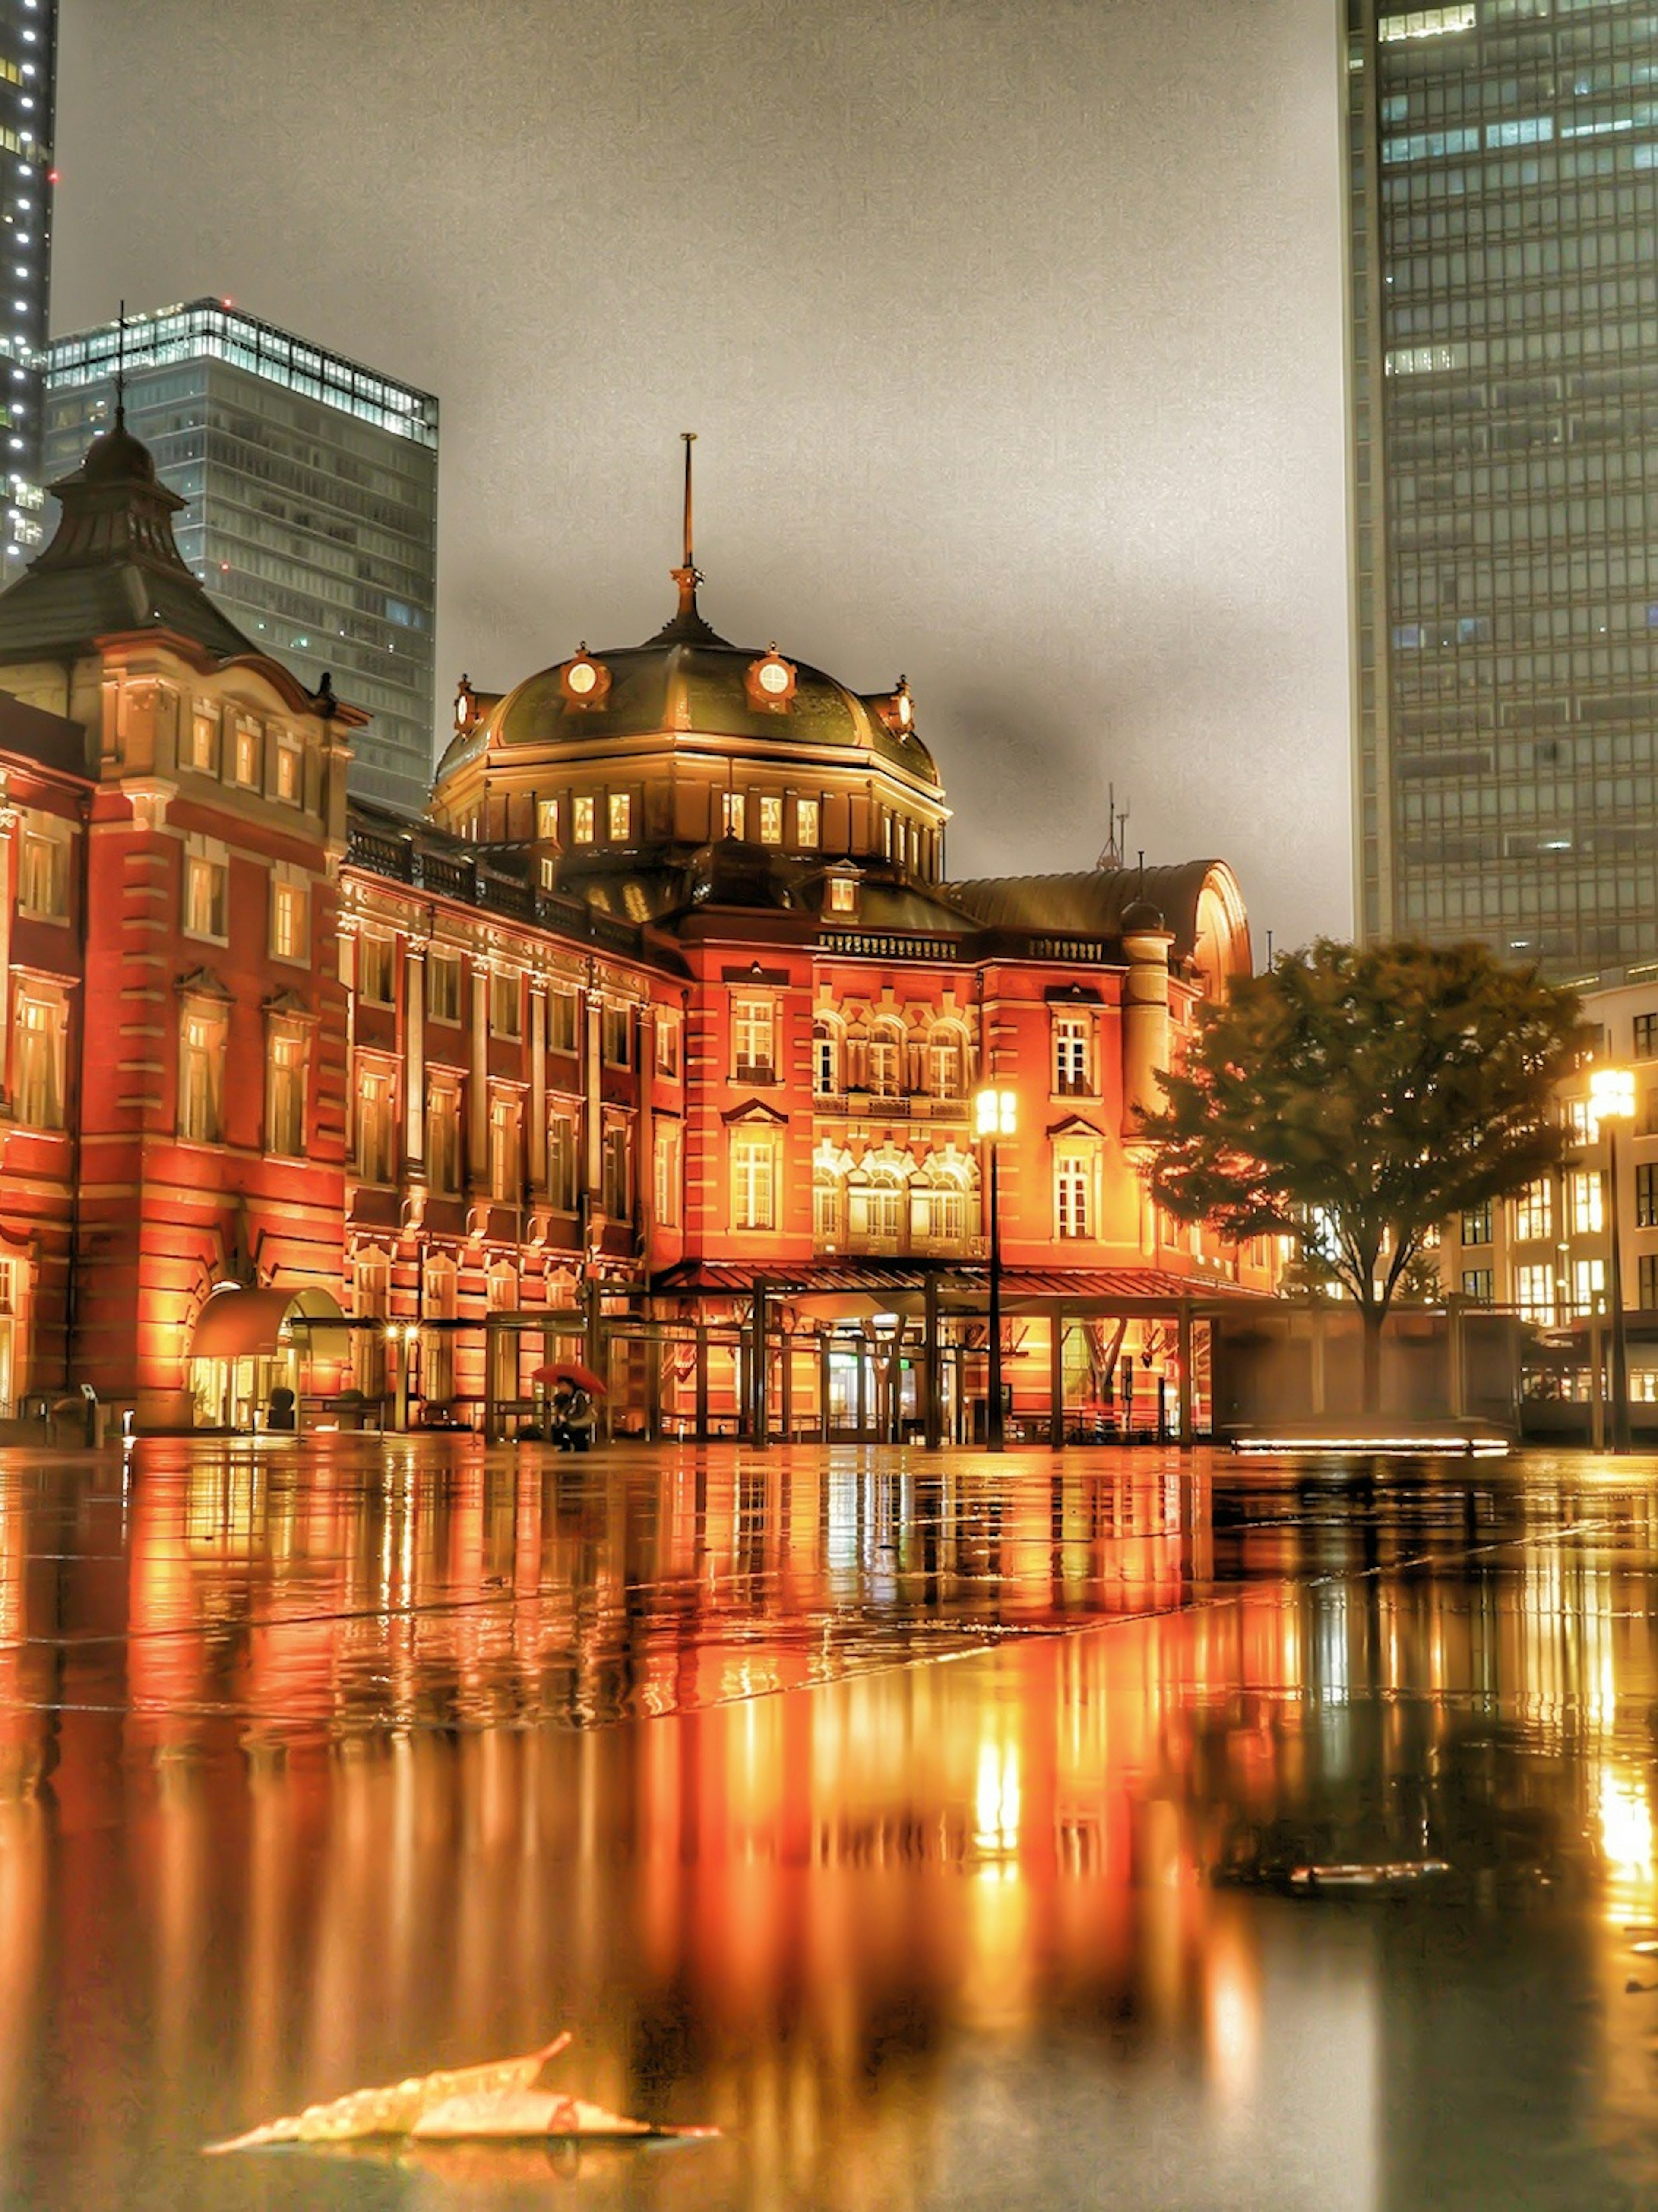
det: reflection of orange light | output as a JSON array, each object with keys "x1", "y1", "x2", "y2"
[
  {"x1": 1204, "y1": 1917, "x2": 1260, "y2": 2109},
  {"x1": 973, "y1": 1740, "x2": 1020, "y2": 1855},
  {"x1": 1598, "y1": 1765, "x2": 1655, "y2": 1887}
]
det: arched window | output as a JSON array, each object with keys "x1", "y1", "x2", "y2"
[
  {"x1": 868, "y1": 1021, "x2": 904, "y2": 1100},
  {"x1": 927, "y1": 1026, "x2": 965, "y2": 1100},
  {"x1": 813, "y1": 1019, "x2": 842, "y2": 1097},
  {"x1": 813, "y1": 1165, "x2": 845, "y2": 1246}
]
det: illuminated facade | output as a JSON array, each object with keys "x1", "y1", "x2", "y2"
[
  {"x1": 43, "y1": 300, "x2": 439, "y2": 813},
  {"x1": 1346, "y1": 0, "x2": 1658, "y2": 978},
  {"x1": 0, "y1": 413, "x2": 1264, "y2": 1435}
]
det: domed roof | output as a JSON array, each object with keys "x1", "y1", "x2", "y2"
[
  {"x1": 80, "y1": 413, "x2": 169, "y2": 491},
  {"x1": 442, "y1": 577, "x2": 939, "y2": 788}
]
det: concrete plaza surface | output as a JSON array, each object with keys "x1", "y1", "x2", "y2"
[{"x1": 2, "y1": 1436, "x2": 1657, "y2": 2209}]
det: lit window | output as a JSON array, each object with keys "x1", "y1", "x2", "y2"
[
  {"x1": 732, "y1": 996, "x2": 775, "y2": 1083},
  {"x1": 867, "y1": 1026, "x2": 902, "y2": 1098},
  {"x1": 1378, "y1": 9, "x2": 1477, "y2": 47},
  {"x1": 608, "y1": 791, "x2": 632, "y2": 841},
  {"x1": 1054, "y1": 1015, "x2": 1092, "y2": 1096},
  {"x1": 1459, "y1": 1201, "x2": 1493, "y2": 1246},
  {"x1": 928, "y1": 1032, "x2": 964, "y2": 1099},
  {"x1": 425, "y1": 953, "x2": 460, "y2": 1024},
  {"x1": 547, "y1": 1112, "x2": 578, "y2": 1210},
  {"x1": 275, "y1": 733, "x2": 302, "y2": 803},
  {"x1": 183, "y1": 851, "x2": 227, "y2": 941},
  {"x1": 1572, "y1": 1257, "x2": 1607, "y2": 1318},
  {"x1": 731, "y1": 1132, "x2": 778, "y2": 1231},
  {"x1": 1562, "y1": 1099, "x2": 1594, "y2": 1144},
  {"x1": 548, "y1": 989, "x2": 579, "y2": 1054},
  {"x1": 539, "y1": 856, "x2": 557, "y2": 890},
  {"x1": 1569, "y1": 1171, "x2": 1604, "y2": 1237},
  {"x1": 270, "y1": 875, "x2": 308, "y2": 962},
  {"x1": 187, "y1": 705, "x2": 218, "y2": 773},
  {"x1": 179, "y1": 1008, "x2": 226, "y2": 1144},
  {"x1": 813, "y1": 1168, "x2": 843, "y2": 1245},
  {"x1": 488, "y1": 1092, "x2": 522, "y2": 1200},
  {"x1": 13, "y1": 990, "x2": 63, "y2": 1128},
  {"x1": 266, "y1": 1029, "x2": 306, "y2": 1157},
  {"x1": 1056, "y1": 1156, "x2": 1092, "y2": 1239},
  {"x1": 572, "y1": 794, "x2": 595, "y2": 843},
  {"x1": 813, "y1": 1022, "x2": 840, "y2": 1095},
  {"x1": 232, "y1": 717, "x2": 262, "y2": 788},
  {"x1": 1460, "y1": 1268, "x2": 1493, "y2": 1304},
  {"x1": 537, "y1": 798, "x2": 560, "y2": 842},
  {"x1": 355, "y1": 1067, "x2": 397, "y2": 1182},
  {"x1": 655, "y1": 1012, "x2": 681, "y2": 1078},
  {"x1": 489, "y1": 969, "x2": 522, "y2": 1038},
  {"x1": 653, "y1": 1125, "x2": 680, "y2": 1228},
  {"x1": 426, "y1": 1081, "x2": 461, "y2": 1194},
  {"x1": 1515, "y1": 1262, "x2": 1556, "y2": 1327},
  {"x1": 357, "y1": 935, "x2": 395, "y2": 1007},
  {"x1": 722, "y1": 791, "x2": 747, "y2": 839},
  {"x1": 827, "y1": 875, "x2": 857, "y2": 914},
  {"x1": 797, "y1": 797, "x2": 820, "y2": 848},
  {"x1": 758, "y1": 795, "x2": 783, "y2": 844},
  {"x1": 17, "y1": 814, "x2": 66, "y2": 918},
  {"x1": 1513, "y1": 1179, "x2": 1553, "y2": 1241}
]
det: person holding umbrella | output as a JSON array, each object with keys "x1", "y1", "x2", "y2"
[{"x1": 532, "y1": 1361, "x2": 606, "y2": 1451}]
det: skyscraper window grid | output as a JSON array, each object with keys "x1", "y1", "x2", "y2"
[
  {"x1": 0, "y1": 0, "x2": 54, "y2": 576},
  {"x1": 42, "y1": 300, "x2": 438, "y2": 815},
  {"x1": 1347, "y1": 0, "x2": 1658, "y2": 978}
]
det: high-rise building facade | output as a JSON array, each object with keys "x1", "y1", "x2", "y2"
[
  {"x1": 0, "y1": 0, "x2": 55, "y2": 573},
  {"x1": 42, "y1": 300, "x2": 438, "y2": 812},
  {"x1": 1346, "y1": 0, "x2": 1658, "y2": 979}
]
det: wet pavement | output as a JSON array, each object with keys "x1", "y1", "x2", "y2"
[{"x1": 3, "y1": 1439, "x2": 1658, "y2": 2209}]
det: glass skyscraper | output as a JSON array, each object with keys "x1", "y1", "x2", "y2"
[
  {"x1": 0, "y1": 0, "x2": 55, "y2": 573},
  {"x1": 42, "y1": 301, "x2": 439, "y2": 813},
  {"x1": 1347, "y1": 0, "x2": 1658, "y2": 980}
]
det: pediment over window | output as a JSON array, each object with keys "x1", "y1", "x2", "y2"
[
  {"x1": 721, "y1": 1097, "x2": 789, "y2": 1128},
  {"x1": 263, "y1": 987, "x2": 315, "y2": 1022},
  {"x1": 1047, "y1": 1112, "x2": 1106, "y2": 1141},
  {"x1": 176, "y1": 965, "x2": 231, "y2": 1002}
]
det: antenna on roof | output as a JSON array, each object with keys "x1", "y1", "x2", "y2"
[
  {"x1": 114, "y1": 298, "x2": 127, "y2": 425},
  {"x1": 1096, "y1": 784, "x2": 1130, "y2": 870}
]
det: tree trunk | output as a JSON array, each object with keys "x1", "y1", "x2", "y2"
[{"x1": 1361, "y1": 1302, "x2": 1385, "y2": 1418}]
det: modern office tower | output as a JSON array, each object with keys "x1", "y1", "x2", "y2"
[
  {"x1": 42, "y1": 301, "x2": 439, "y2": 812},
  {"x1": 0, "y1": 0, "x2": 56, "y2": 574},
  {"x1": 1346, "y1": 1, "x2": 1658, "y2": 980}
]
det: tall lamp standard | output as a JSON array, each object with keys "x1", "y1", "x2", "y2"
[
  {"x1": 975, "y1": 1086, "x2": 1017, "y2": 1453},
  {"x1": 1589, "y1": 1065, "x2": 1635, "y2": 1456}
]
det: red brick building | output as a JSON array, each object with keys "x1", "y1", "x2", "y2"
[{"x1": 0, "y1": 417, "x2": 1265, "y2": 1438}]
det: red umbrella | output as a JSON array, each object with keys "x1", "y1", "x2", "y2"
[{"x1": 531, "y1": 1361, "x2": 607, "y2": 1394}]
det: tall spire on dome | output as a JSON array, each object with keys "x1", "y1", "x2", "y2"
[
  {"x1": 650, "y1": 430, "x2": 722, "y2": 645},
  {"x1": 671, "y1": 429, "x2": 702, "y2": 619},
  {"x1": 115, "y1": 298, "x2": 127, "y2": 427}
]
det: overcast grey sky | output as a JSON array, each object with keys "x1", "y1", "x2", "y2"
[{"x1": 55, "y1": 0, "x2": 1349, "y2": 950}]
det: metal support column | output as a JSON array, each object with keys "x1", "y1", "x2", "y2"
[
  {"x1": 923, "y1": 1274, "x2": 942, "y2": 1450},
  {"x1": 1048, "y1": 1310, "x2": 1064, "y2": 1449},
  {"x1": 695, "y1": 1324, "x2": 709, "y2": 1443},
  {"x1": 750, "y1": 1282, "x2": 768, "y2": 1445},
  {"x1": 1177, "y1": 1305, "x2": 1194, "y2": 1446}
]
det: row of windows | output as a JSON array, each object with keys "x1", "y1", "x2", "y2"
[
  {"x1": 353, "y1": 1074, "x2": 641, "y2": 1217},
  {"x1": 1467, "y1": 1254, "x2": 1658, "y2": 1315},
  {"x1": 354, "y1": 941, "x2": 675, "y2": 1072},
  {"x1": 185, "y1": 701, "x2": 305, "y2": 803}
]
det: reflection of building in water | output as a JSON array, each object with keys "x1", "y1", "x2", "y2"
[
  {"x1": 6, "y1": 1460, "x2": 1658, "y2": 2200},
  {"x1": 0, "y1": 414, "x2": 1266, "y2": 1438}
]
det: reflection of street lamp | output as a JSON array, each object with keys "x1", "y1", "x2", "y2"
[
  {"x1": 975, "y1": 1086, "x2": 1017, "y2": 1453},
  {"x1": 386, "y1": 1321, "x2": 420, "y2": 1433},
  {"x1": 1589, "y1": 1065, "x2": 1635, "y2": 1455}
]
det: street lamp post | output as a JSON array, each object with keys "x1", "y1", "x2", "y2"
[
  {"x1": 1589, "y1": 1065, "x2": 1636, "y2": 1456},
  {"x1": 975, "y1": 1086, "x2": 1017, "y2": 1452}
]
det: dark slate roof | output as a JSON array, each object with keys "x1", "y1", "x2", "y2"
[
  {"x1": 0, "y1": 686, "x2": 90, "y2": 779},
  {"x1": 943, "y1": 863, "x2": 1220, "y2": 959},
  {"x1": 440, "y1": 578, "x2": 938, "y2": 786},
  {"x1": 0, "y1": 413, "x2": 259, "y2": 665}
]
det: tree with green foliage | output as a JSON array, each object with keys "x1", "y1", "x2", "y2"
[{"x1": 1141, "y1": 939, "x2": 1587, "y2": 1413}]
